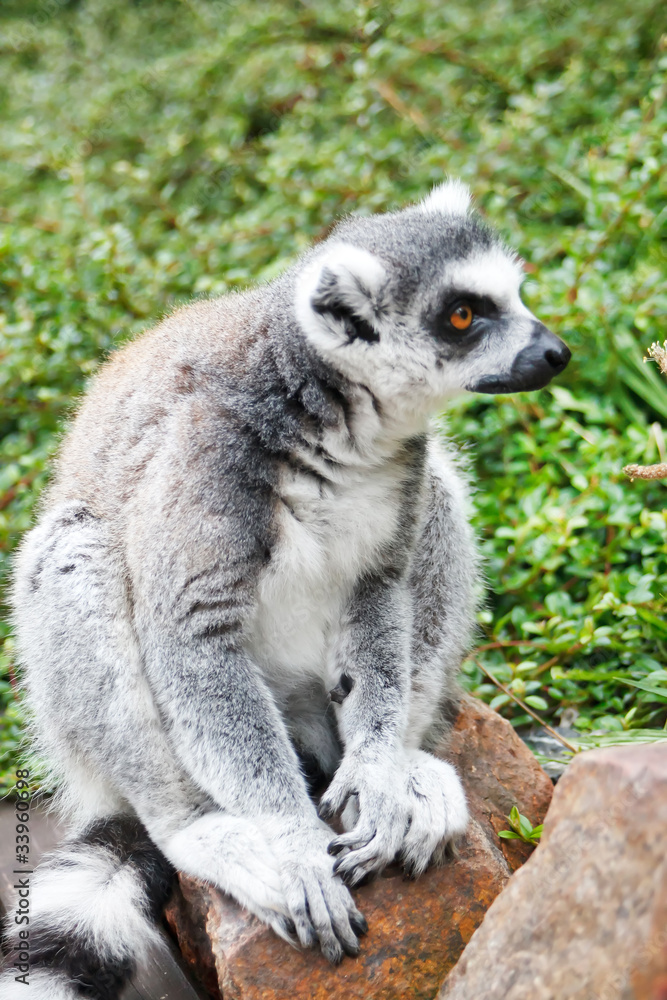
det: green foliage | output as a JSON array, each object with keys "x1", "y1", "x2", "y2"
[
  {"x1": 1, "y1": 0, "x2": 667, "y2": 790},
  {"x1": 499, "y1": 806, "x2": 543, "y2": 845},
  {"x1": 458, "y1": 385, "x2": 667, "y2": 734}
]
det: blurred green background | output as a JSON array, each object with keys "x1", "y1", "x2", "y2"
[{"x1": 1, "y1": 0, "x2": 667, "y2": 789}]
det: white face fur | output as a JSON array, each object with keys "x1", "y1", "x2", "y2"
[{"x1": 294, "y1": 180, "x2": 570, "y2": 428}]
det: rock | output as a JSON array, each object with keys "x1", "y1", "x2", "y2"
[
  {"x1": 165, "y1": 875, "x2": 222, "y2": 1000},
  {"x1": 438, "y1": 743, "x2": 667, "y2": 1000},
  {"x1": 166, "y1": 819, "x2": 507, "y2": 1000},
  {"x1": 164, "y1": 695, "x2": 553, "y2": 1000},
  {"x1": 442, "y1": 694, "x2": 554, "y2": 871}
]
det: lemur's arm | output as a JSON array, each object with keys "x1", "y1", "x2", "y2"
[
  {"x1": 319, "y1": 454, "x2": 474, "y2": 884},
  {"x1": 123, "y1": 417, "x2": 298, "y2": 814},
  {"x1": 318, "y1": 572, "x2": 414, "y2": 876},
  {"x1": 325, "y1": 574, "x2": 412, "y2": 762},
  {"x1": 124, "y1": 424, "x2": 366, "y2": 962}
]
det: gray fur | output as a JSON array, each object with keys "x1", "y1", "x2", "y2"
[{"x1": 2, "y1": 180, "x2": 569, "y2": 996}]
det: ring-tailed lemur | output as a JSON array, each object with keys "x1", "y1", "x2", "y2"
[{"x1": 1, "y1": 180, "x2": 569, "y2": 998}]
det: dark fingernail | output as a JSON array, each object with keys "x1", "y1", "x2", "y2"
[
  {"x1": 325, "y1": 946, "x2": 344, "y2": 966},
  {"x1": 352, "y1": 871, "x2": 375, "y2": 888},
  {"x1": 342, "y1": 939, "x2": 361, "y2": 957},
  {"x1": 284, "y1": 918, "x2": 296, "y2": 936},
  {"x1": 328, "y1": 840, "x2": 344, "y2": 856},
  {"x1": 350, "y1": 913, "x2": 368, "y2": 935}
]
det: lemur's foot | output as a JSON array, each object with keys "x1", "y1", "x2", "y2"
[
  {"x1": 399, "y1": 750, "x2": 469, "y2": 877},
  {"x1": 263, "y1": 817, "x2": 368, "y2": 964},
  {"x1": 166, "y1": 813, "x2": 296, "y2": 945},
  {"x1": 320, "y1": 750, "x2": 468, "y2": 884}
]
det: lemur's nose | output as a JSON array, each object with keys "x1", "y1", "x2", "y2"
[
  {"x1": 500, "y1": 324, "x2": 571, "y2": 392},
  {"x1": 522, "y1": 325, "x2": 571, "y2": 379},
  {"x1": 467, "y1": 322, "x2": 571, "y2": 394},
  {"x1": 544, "y1": 339, "x2": 571, "y2": 373}
]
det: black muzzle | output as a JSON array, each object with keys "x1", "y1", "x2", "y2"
[{"x1": 471, "y1": 324, "x2": 571, "y2": 394}]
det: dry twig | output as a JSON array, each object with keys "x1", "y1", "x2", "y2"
[
  {"x1": 473, "y1": 658, "x2": 578, "y2": 753},
  {"x1": 623, "y1": 463, "x2": 667, "y2": 481},
  {"x1": 623, "y1": 342, "x2": 667, "y2": 481}
]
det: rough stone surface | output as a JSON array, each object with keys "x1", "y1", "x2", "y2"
[
  {"x1": 166, "y1": 819, "x2": 507, "y2": 1000},
  {"x1": 165, "y1": 876, "x2": 222, "y2": 1000},
  {"x1": 164, "y1": 695, "x2": 553, "y2": 999},
  {"x1": 439, "y1": 743, "x2": 667, "y2": 1000},
  {"x1": 442, "y1": 694, "x2": 554, "y2": 871}
]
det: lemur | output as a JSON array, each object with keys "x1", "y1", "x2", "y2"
[{"x1": 1, "y1": 180, "x2": 570, "y2": 999}]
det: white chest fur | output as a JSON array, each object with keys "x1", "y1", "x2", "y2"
[{"x1": 245, "y1": 454, "x2": 408, "y2": 694}]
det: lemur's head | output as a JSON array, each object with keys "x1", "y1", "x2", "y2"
[{"x1": 294, "y1": 180, "x2": 570, "y2": 419}]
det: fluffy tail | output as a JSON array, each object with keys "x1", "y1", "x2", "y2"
[{"x1": 0, "y1": 816, "x2": 175, "y2": 1000}]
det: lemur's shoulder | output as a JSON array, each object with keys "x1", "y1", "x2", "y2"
[
  {"x1": 102, "y1": 285, "x2": 271, "y2": 384},
  {"x1": 45, "y1": 288, "x2": 271, "y2": 512}
]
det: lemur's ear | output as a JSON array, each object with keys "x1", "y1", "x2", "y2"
[
  {"x1": 419, "y1": 178, "x2": 471, "y2": 216},
  {"x1": 295, "y1": 244, "x2": 387, "y2": 348}
]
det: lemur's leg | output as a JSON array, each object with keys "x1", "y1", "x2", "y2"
[
  {"x1": 8, "y1": 504, "x2": 297, "y2": 998},
  {"x1": 321, "y1": 443, "x2": 476, "y2": 883},
  {"x1": 282, "y1": 680, "x2": 343, "y2": 792},
  {"x1": 14, "y1": 503, "x2": 205, "y2": 830},
  {"x1": 14, "y1": 503, "x2": 364, "y2": 961}
]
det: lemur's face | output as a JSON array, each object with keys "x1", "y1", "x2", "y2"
[{"x1": 295, "y1": 180, "x2": 570, "y2": 420}]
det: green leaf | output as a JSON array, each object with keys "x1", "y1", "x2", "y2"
[
  {"x1": 524, "y1": 695, "x2": 549, "y2": 711},
  {"x1": 518, "y1": 813, "x2": 535, "y2": 839},
  {"x1": 500, "y1": 806, "x2": 541, "y2": 844},
  {"x1": 612, "y1": 678, "x2": 667, "y2": 701},
  {"x1": 571, "y1": 730, "x2": 667, "y2": 750},
  {"x1": 635, "y1": 609, "x2": 667, "y2": 637}
]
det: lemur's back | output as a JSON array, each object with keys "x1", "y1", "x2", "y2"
[{"x1": 46, "y1": 288, "x2": 266, "y2": 516}]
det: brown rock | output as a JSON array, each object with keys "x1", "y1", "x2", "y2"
[
  {"x1": 165, "y1": 875, "x2": 223, "y2": 1000},
  {"x1": 166, "y1": 819, "x2": 507, "y2": 1000},
  {"x1": 442, "y1": 694, "x2": 553, "y2": 871},
  {"x1": 439, "y1": 743, "x2": 667, "y2": 1000},
  {"x1": 164, "y1": 695, "x2": 553, "y2": 999},
  {"x1": 632, "y1": 888, "x2": 667, "y2": 1000}
]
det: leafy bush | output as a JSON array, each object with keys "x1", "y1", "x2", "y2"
[{"x1": 1, "y1": 0, "x2": 666, "y2": 789}]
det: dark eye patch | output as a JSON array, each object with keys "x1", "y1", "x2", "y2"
[
  {"x1": 425, "y1": 293, "x2": 500, "y2": 341},
  {"x1": 462, "y1": 294, "x2": 500, "y2": 319}
]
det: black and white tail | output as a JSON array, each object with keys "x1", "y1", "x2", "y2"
[{"x1": 0, "y1": 817, "x2": 175, "y2": 1000}]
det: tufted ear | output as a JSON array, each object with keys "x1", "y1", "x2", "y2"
[
  {"x1": 295, "y1": 243, "x2": 387, "y2": 348},
  {"x1": 419, "y1": 178, "x2": 471, "y2": 216}
]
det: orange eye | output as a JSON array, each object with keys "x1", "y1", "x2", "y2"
[{"x1": 450, "y1": 304, "x2": 473, "y2": 330}]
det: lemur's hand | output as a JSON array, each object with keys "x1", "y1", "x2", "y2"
[
  {"x1": 320, "y1": 750, "x2": 468, "y2": 884},
  {"x1": 262, "y1": 816, "x2": 368, "y2": 964},
  {"x1": 319, "y1": 751, "x2": 412, "y2": 885}
]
